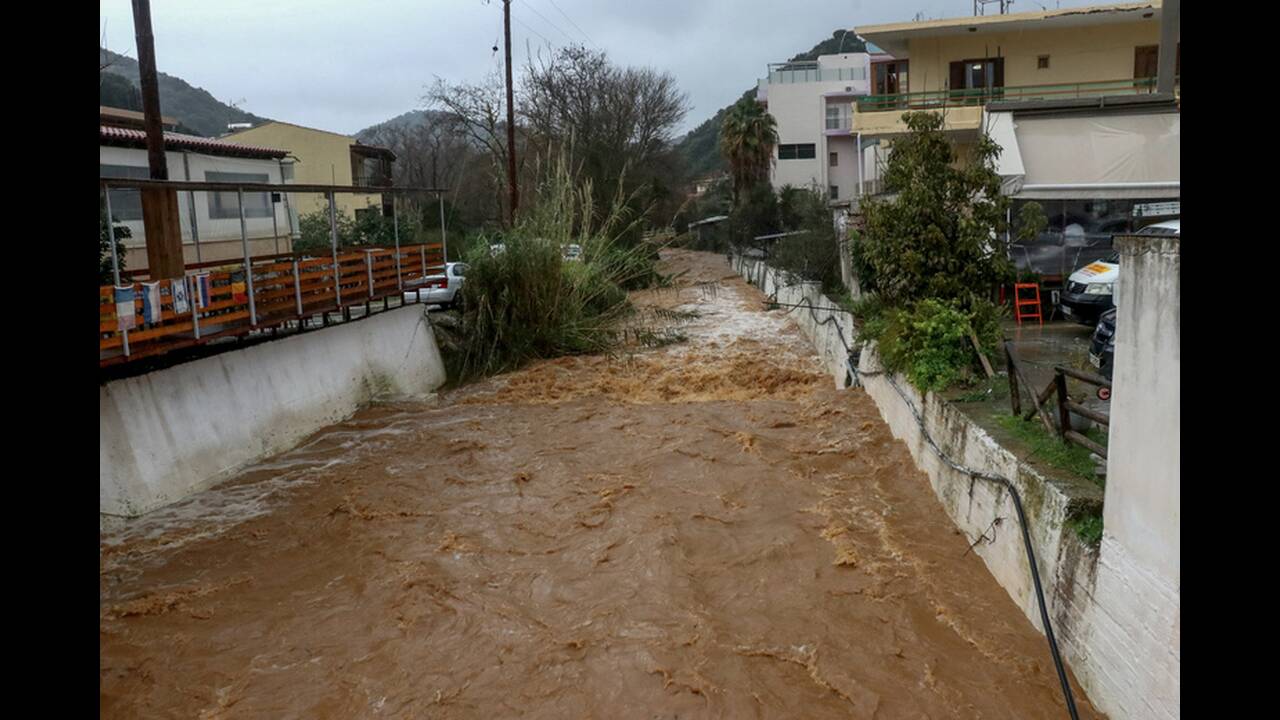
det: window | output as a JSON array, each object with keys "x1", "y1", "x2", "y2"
[
  {"x1": 825, "y1": 104, "x2": 850, "y2": 130},
  {"x1": 1134, "y1": 44, "x2": 1179, "y2": 80},
  {"x1": 100, "y1": 164, "x2": 150, "y2": 221},
  {"x1": 206, "y1": 171, "x2": 272, "y2": 219},
  {"x1": 948, "y1": 57, "x2": 1004, "y2": 101},
  {"x1": 829, "y1": 185, "x2": 839, "y2": 200},
  {"x1": 778, "y1": 143, "x2": 816, "y2": 160},
  {"x1": 872, "y1": 60, "x2": 909, "y2": 95},
  {"x1": 829, "y1": 152, "x2": 839, "y2": 167},
  {"x1": 1037, "y1": 55, "x2": 1050, "y2": 70}
]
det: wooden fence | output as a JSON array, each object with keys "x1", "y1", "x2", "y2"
[{"x1": 100, "y1": 243, "x2": 444, "y2": 366}]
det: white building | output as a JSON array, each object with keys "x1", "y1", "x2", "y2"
[
  {"x1": 755, "y1": 52, "x2": 873, "y2": 205},
  {"x1": 100, "y1": 118, "x2": 298, "y2": 270}
]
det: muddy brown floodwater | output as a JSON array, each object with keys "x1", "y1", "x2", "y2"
[{"x1": 100, "y1": 249, "x2": 1104, "y2": 719}]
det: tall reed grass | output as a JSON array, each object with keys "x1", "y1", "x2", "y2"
[{"x1": 444, "y1": 155, "x2": 670, "y2": 380}]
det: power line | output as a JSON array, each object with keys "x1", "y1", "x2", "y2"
[
  {"x1": 518, "y1": 0, "x2": 580, "y2": 47},
  {"x1": 544, "y1": 0, "x2": 597, "y2": 48},
  {"x1": 511, "y1": 11, "x2": 555, "y2": 49}
]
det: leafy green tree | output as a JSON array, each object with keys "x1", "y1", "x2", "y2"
[
  {"x1": 719, "y1": 97, "x2": 778, "y2": 205},
  {"x1": 771, "y1": 185, "x2": 843, "y2": 293},
  {"x1": 857, "y1": 111, "x2": 1013, "y2": 310}
]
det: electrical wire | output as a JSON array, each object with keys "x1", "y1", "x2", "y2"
[{"x1": 736, "y1": 254, "x2": 1082, "y2": 720}]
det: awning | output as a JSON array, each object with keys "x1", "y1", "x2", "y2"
[
  {"x1": 1003, "y1": 112, "x2": 1180, "y2": 200},
  {"x1": 986, "y1": 111, "x2": 1025, "y2": 196}
]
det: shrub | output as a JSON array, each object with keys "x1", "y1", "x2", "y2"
[
  {"x1": 447, "y1": 154, "x2": 665, "y2": 380},
  {"x1": 860, "y1": 297, "x2": 1003, "y2": 393}
]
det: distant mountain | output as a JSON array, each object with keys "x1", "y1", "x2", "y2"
[
  {"x1": 353, "y1": 109, "x2": 451, "y2": 143},
  {"x1": 673, "y1": 31, "x2": 868, "y2": 183},
  {"x1": 99, "y1": 48, "x2": 268, "y2": 137}
]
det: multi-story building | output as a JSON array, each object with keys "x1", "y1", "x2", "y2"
[
  {"x1": 755, "y1": 51, "x2": 872, "y2": 205},
  {"x1": 223, "y1": 121, "x2": 396, "y2": 222},
  {"x1": 847, "y1": 1, "x2": 1179, "y2": 280}
]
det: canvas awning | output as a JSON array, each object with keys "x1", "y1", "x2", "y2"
[{"x1": 990, "y1": 111, "x2": 1180, "y2": 200}]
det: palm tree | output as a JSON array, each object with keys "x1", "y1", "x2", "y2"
[{"x1": 719, "y1": 97, "x2": 778, "y2": 206}]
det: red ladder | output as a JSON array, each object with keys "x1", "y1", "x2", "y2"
[{"x1": 1014, "y1": 283, "x2": 1043, "y2": 326}]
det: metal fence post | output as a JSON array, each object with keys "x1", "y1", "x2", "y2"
[
  {"x1": 366, "y1": 250, "x2": 374, "y2": 301},
  {"x1": 328, "y1": 191, "x2": 342, "y2": 308},
  {"x1": 393, "y1": 194, "x2": 402, "y2": 290},
  {"x1": 293, "y1": 259, "x2": 303, "y2": 317},
  {"x1": 189, "y1": 275, "x2": 201, "y2": 340},
  {"x1": 238, "y1": 188, "x2": 258, "y2": 326},
  {"x1": 104, "y1": 187, "x2": 130, "y2": 357}
]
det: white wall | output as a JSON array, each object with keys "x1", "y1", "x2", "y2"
[
  {"x1": 100, "y1": 146, "x2": 292, "y2": 248},
  {"x1": 1068, "y1": 233, "x2": 1180, "y2": 720},
  {"x1": 100, "y1": 305, "x2": 448, "y2": 517}
]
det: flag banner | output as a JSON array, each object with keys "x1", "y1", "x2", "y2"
[
  {"x1": 141, "y1": 282, "x2": 162, "y2": 325},
  {"x1": 171, "y1": 277, "x2": 190, "y2": 315},
  {"x1": 195, "y1": 274, "x2": 212, "y2": 309},
  {"x1": 232, "y1": 281, "x2": 248, "y2": 303},
  {"x1": 114, "y1": 286, "x2": 136, "y2": 331}
]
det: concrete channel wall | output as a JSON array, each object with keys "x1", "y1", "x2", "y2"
[
  {"x1": 735, "y1": 253, "x2": 1178, "y2": 720},
  {"x1": 101, "y1": 304, "x2": 448, "y2": 517}
]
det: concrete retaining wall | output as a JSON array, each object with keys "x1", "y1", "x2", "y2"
[
  {"x1": 100, "y1": 305, "x2": 447, "y2": 517},
  {"x1": 735, "y1": 257, "x2": 858, "y2": 389},
  {"x1": 1061, "y1": 235, "x2": 1180, "y2": 720},
  {"x1": 734, "y1": 253, "x2": 1177, "y2": 719}
]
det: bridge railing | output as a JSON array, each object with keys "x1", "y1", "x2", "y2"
[{"x1": 100, "y1": 243, "x2": 444, "y2": 366}]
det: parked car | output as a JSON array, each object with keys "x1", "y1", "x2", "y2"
[
  {"x1": 1060, "y1": 219, "x2": 1178, "y2": 325},
  {"x1": 403, "y1": 262, "x2": 468, "y2": 308},
  {"x1": 1089, "y1": 307, "x2": 1116, "y2": 381}
]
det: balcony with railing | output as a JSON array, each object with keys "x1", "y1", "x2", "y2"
[{"x1": 852, "y1": 77, "x2": 1179, "y2": 135}]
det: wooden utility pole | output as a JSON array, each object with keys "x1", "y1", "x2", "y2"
[
  {"x1": 131, "y1": 0, "x2": 185, "y2": 279},
  {"x1": 502, "y1": 0, "x2": 519, "y2": 226}
]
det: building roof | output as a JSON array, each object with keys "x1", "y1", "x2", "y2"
[
  {"x1": 857, "y1": 2, "x2": 1159, "y2": 56},
  {"x1": 100, "y1": 125, "x2": 289, "y2": 160}
]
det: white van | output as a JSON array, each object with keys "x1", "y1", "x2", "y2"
[{"x1": 1060, "y1": 219, "x2": 1179, "y2": 324}]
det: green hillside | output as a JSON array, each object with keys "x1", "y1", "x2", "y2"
[{"x1": 99, "y1": 48, "x2": 268, "y2": 137}]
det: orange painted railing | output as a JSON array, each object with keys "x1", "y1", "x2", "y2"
[{"x1": 100, "y1": 243, "x2": 444, "y2": 367}]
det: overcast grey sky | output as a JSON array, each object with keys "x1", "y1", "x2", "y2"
[{"x1": 100, "y1": 0, "x2": 1100, "y2": 137}]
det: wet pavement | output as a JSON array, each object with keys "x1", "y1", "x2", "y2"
[{"x1": 100, "y1": 250, "x2": 1103, "y2": 719}]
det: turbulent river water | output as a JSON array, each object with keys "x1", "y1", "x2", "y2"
[{"x1": 100, "y1": 249, "x2": 1103, "y2": 719}]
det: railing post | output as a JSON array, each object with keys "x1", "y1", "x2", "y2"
[
  {"x1": 392, "y1": 194, "x2": 402, "y2": 290},
  {"x1": 328, "y1": 190, "x2": 342, "y2": 309},
  {"x1": 366, "y1": 250, "x2": 374, "y2": 301},
  {"x1": 293, "y1": 259, "x2": 303, "y2": 317},
  {"x1": 238, "y1": 188, "x2": 258, "y2": 326},
  {"x1": 1054, "y1": 369, "x2": 1071, "y2": 441},
  {"x1": 188, "y1": 275, "x2": 201, "y2": 340},
  {"x1": 420, "y1": 244, "x2": 426, "y2": 277}
]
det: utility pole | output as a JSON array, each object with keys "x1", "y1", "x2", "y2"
[
  {"x1": 1156, "y1": 0, "x2": 1180, "y2": 95},
  {"x1": 131, "y1": 0, "x2": 185, "y2": 278},
  {"x1": 503, "y1": 0, "x2": 519, "y2": 226}
]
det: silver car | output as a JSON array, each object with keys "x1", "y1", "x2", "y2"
[{"x1": 403, "y1": 262, "x2": 468, "y2": 308}]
